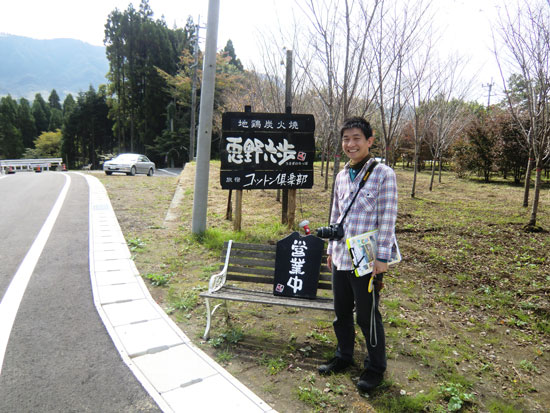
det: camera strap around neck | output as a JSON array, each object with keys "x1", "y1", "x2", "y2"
[{"x1": 337, "y1": 160, "x2": 378, "y2": 226}]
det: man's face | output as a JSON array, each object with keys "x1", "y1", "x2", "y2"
[{"x1": 341, "y1": 127, "x2": 374, "y2": 162}]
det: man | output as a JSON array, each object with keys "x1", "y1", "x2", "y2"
[{"x1": 318, "y1": 116, "x2": 398, "y2": 392}]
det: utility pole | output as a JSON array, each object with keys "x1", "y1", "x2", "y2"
[
  {"x1": 284, "y1": 50, "x2": 297, "y2": 229},
  {"x1": 191, "y1": 0, "x2": 219, "y2": 234},
  {"x1": 482, "y1": 79, "x2": 494, "y2": 107},
  {"x1": 189, "y1": 19, "x2": 201, "y2": 162}
]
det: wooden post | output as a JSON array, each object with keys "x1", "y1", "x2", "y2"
[
  {"x1": 287, "y1": 189, "x2": 296, "y2": 229},
  {"x1": 225, "y1": 189, "x2": 232, "y2": 220},
  {"x1": 234, "y1": 189, "x2": 242, "y2": 231},
  {"x1": 232, "y1": 105, "x2": 251, "y2": 230},
  {"x1": 281, "y1": 189, "x2": 288, "y2": 224}
]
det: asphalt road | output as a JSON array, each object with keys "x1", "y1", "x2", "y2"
[{"x1": 0, "y1": 172, "x2": 161, "y2": 412}]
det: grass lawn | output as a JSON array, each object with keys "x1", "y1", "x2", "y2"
[{"x1": 99, "y1": 161, "x2": 550, "y2": 412}]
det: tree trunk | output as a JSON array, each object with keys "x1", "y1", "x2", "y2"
[
  {"x1": 320, "y1": 146, "x2": 325, "y2": 177},
  {"x1": 324, "y1": 132, "x2": 333, "y2": 191},
  {"x1": 523, "y1": 152, "x2": 534, "y2": 207},
  {"x1": 438, "y1": 157, "x2": 442, "y2": 183},
  {"x1": 328, "y1": 153, "x2": 341, "y2": 222},
  {"x1": 429, "y1": 158, "x2": 436, "y2": 191},
  {"x1": 130, "y1": 113, "x2": 135, "y2": 153},
  {"x1": 411, "y1": 141, "x2": 418, "y2": 198},
  {"x1": 527, "y1": 163, "x2": 542, "y2": 227},
  {"x1": 324, "y1": 151, "x2": 330, "y2": 191}
]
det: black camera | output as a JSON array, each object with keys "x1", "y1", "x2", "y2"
[{"x1": 316, "y1": 223, "x2": 344, "y2": 240}]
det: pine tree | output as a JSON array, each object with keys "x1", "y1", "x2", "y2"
[
  {"x1": 223, "y1": 40, "x2": 244, "y2": 72},
  {"x1": 17, "y1": 98, "x2": 37, "y2": 148},
  {"x1": 49, "y1": 108, "x2": 63, "y2": 131},
  {"x1": 62, "y1": 94, "x2": 76, "y2": 120},
  {"x1": 104, "y1": 1, "x2": 191, "y2": 159},
  {"x1": 0, "y1": 96, "x2": 24, "y2": 158},
  {"x1": 48, "y1": 89, "x2": 62, "y2": 110},
  {"x1": 32, "y1": 93, "x2": 50, "y2": 133}
]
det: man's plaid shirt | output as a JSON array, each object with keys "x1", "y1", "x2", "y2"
[{"x1": 327, "y1": 158, "x2": 398, "y2": 271}]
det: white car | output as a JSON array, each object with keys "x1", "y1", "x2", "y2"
[{"x1": 103, "y1": 153, "x2": 155, "y2": 176}]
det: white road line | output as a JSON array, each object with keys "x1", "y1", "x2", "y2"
[{"x1": 0, "y1": 174, "x2": 71, "y2": 375}]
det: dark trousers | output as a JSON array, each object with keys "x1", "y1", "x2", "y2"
[{"x1": 332, "y1": 267, "x2": 386, "y2": 374}]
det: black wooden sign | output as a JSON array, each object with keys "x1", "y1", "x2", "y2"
[
  {"x1": 220, "y1": 112, "x2": 315, "y2": 190},
  {"x1": 273, "y1": 232, "x2": 324, "y2": 299}
]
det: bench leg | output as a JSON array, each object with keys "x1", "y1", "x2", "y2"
[
  {"x1": 203, "y1": 298, "x2": 229, "y2": 340},
  {"x1": 222, "y1": 301, "x2": 231, "y2": 326},
  {"x1": 203, "y1": 298, "x2": 213, "y2": 340}
]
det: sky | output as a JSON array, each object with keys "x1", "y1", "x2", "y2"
[{"x1": 1, "y1": 0, "x2": 509, "y2": 103}]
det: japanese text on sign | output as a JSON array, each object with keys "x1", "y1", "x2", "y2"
[
  {"x1": 235, "y1": 119, "x2": 300, "y2": 130},
  {"x1": 287, "y1": 240, "x2": 308, "y2": 293},
  {"x1": 226, "y1": 137, "x2": 297, "y2": 166},
  {"x1": 237, "y1": 119, "x2": 300, "y2": 130},
  {"x1": 220, "y1": 171, "x2": 313, "y2": 189},
  {"x1": 242, "y1": 172, "x2": 309, "y2": 188}
]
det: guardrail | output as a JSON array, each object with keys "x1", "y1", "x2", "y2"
[{"x1": 0, "y1": 158, "x2": 64, "y2": 173}]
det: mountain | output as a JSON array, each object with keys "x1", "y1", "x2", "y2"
[{"x1": 0, "y1": 34, "x2": 109, "y2": 100}]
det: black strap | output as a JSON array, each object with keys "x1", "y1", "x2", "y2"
[{"x1": 338, "y1": 160, "x2": 378, "y2": 225}]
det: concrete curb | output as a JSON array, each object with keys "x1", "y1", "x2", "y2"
[
  {"x1": 163, "y1": 169, "x2": 186, "y2": 225},
  {"x1": 83, "y1": 173, "x2": 275, "y2": 413}
]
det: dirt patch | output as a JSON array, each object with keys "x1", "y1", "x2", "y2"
[{"x1": 100, "y1": 163, "x2": 550, "y2": 412}]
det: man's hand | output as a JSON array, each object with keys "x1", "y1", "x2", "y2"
[
  {"x1": 373, "y1": 260, "x2": 387, "y2": 292},
  {"x1": 327, "y1": 254, "x2": 332, "y2": 272},
  {"x1": 373, "y1": 260, "x2": 388, "y2": 276}
]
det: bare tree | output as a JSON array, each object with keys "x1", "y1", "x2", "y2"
[
  {"x1": 369, "y1": 0, "x2": 431, "y2": 167},
  {"x1": 494, "y1": 0, "x2": 550, "y2": 228},
  {"x1": 421, "y1": 55, "x2": 472, "y2": 191},
  {"x1": 406, "y1": 46, "x2": 440, "y2": 198},
  {"x1": 294, "y1": 0, "x2": 382, "y2": 197},
  {"x1": 249, "y1": 24, "x2": 310, "y2": 114}
]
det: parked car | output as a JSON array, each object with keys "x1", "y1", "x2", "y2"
[
  {"x1": 6, "y1": 166, "x2": 16, "y2": 174},
  {"x1": 103, "y1": 153, "x2": 155, "y2": 176}
]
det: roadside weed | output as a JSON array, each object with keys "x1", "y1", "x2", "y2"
[
  {"x1": 407, "y1": 369, "x2": 421, "y2": 381},
  {"x1": 209, "y1": 326, "x2": 244, "y2": 349},
  {"x1": 296, "y1": 385, "x2": 334, "y2": 411},
  {"x1": 306, "y1": 330, "x2": 333, "y2": 344},
  {"x1": 439, "y1": 382, "x2": 475, "y2": 412},
  {"x1": 487, "y1": 399, "x2": 523, "y2": 412},
  {"x1": 165, "y1": 287, "x2": 199, "y2": 314},
  {"x1": 259, "y1": 355, "x2": 287, "y2": 375},
  {"x1": 143, "y1": 272, "x2": 173, "y2": 287},
  {"x1": 127, "y1": 237, "x2": 146, "y2": 251},
  {"x1": 216, "y1": 349, "x2": 233, "y2": 364},
  {"x1": 371, "y1": 389, "x2": 438, "y2": 413},
  {"x1": 518, "y1": 359, "x2": 539, "y2": 374}
]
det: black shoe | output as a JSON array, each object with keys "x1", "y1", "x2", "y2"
[
  {"x1": 357, "y1": 370, "x2": 383, "y2": 392},
  {"x1": 318, "y1": 357, "x2": 353, "y2": 375}
]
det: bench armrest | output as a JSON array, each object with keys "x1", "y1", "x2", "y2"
[{"x1": 208, "y1": 240, "x2": 233, "y2": 293}]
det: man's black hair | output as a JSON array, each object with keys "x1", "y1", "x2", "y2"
[{"x1": 340, "y1": 116, "x2": 373, "y2": 140}]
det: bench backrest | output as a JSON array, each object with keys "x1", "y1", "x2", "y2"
[{"x1": 222, "y1": 241, "x2": 332, "y2": 290}]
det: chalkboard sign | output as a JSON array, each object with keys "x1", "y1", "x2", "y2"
[
  {"x1": 220, "y1": 112, "x2": 315, "y2": 190},
  {"x1": 273, "y1": 232, "x2": 324, "y2": 299}
]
